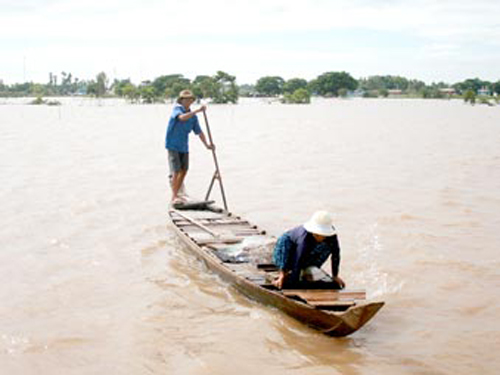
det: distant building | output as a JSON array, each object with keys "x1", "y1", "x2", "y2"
[
  {"x1": 388, "y1": 89, "x2": 403, "y2": 96},
  {"x1": 351, "y1": 89, "x2": 365, "y2": 97},
  {"x1": 439, "y1": 88, "x2": 455, "y2": 95},
  {"x1": 478, "y1": 86, "x2": 491, "y2": 96}
]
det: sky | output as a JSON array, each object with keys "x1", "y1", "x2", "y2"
[{"x1": 1, "y1": 0, "x2": 500, "y2": 85}]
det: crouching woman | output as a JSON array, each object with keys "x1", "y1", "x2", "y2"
[{"x1": 272, "y1": 211, "x2": 346, "y2": 290}]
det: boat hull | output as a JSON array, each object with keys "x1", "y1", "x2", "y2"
[{"x1": 168, "y1": 209, "x2": 384, "y2": 336}]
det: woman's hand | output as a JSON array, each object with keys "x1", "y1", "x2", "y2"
[
  {"x1": 273, "y1": 270, "x2": 288, "y2": 289},
  {"x1": 333, "y1": 275, "x2": 346, "y2": 289}
]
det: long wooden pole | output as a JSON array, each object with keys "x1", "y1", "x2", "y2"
[
  {"x1": 202, "y1": 110, "x2": 228, "y2": 211},
  {"x1": 171, "y1": 209, "x2": 218, "y2": 237}
]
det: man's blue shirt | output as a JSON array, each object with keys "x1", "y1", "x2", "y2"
[{"x1": 165, "y1": 104, "x2": 202, "y2": 153}]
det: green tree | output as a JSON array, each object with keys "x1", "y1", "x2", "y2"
[
  {"x1": 166, "y1": 83, "x2": 189, "y2": 101},
  {"x1": 379, "y1": 88, "x2": 389, "y2": 97},
  {"x1": 122, "y1": 83, "x2": 139, "y2": 103},
  {"x1": 7, "y1": 82, "x2": 31, "y2": 96},
  {"x1": 48, "y1": 72, "x2": 56, "y2": 86},
  {"x1": 212, "y1": 71, "x2": 238, "y2": 104},
  {"x1": 30, "y1": 96, "x2": 45, "y2": 105},
  {"x1": 154, "y1": 74, "x2": 190, "y2": 99},
  {"x1": 60, "y1": 71, "x2": 74, "y2": 95},
  {"x1": 95, "y1": 72, "x2": 108, "y2": 97},
  {"x1": 31, "y1": 83, "x2": 45, "y2": 97},
  {"x1": 140, "y1": 84, "x2": 157, "y2": 103},
  {"x1": 238, "y1": 84, "x2": 256, "y2": 97},
  {"x1": 86, "y1": 80, "x2": 98, "y2": 96},
  {"x1": 424, "y1": 84, "x2": 448, "y2": 99},
  {"x1": 362, "y1": 90, "x2": 379, "y2": 98},
  {"x1": 113, "y1": 79, "x2": 133, "y2": 97},
  {"x1": 255, "y1": 76, "x2": 285, "y2": 97},
  {"x1": 358, "y1": 75, "x2": 424, "y2": 94},
  {"x1": 192, "y1": 75, "x2": 217, "y2": 99},
  {"x1": 310, "y1": 71, "x2": 357, "y2": 97},
  {"x1": 454, "y1": 78, "x2": 490, "y2": 94},
  {"x1": 282, "y1": 88, "x2": 311, "y2": 104},
  {"x1": 338, "y1": 88, "x2": 348, "y2": 98},
  {"x1": 491, "y1": 80, "x2": 500, "y2": 95},
  {"x1": 407, "y1": 79, "x2": 426, "y2": 95},
  {"x1": 283, "y1": 78, "x2": 308, "y2": 94},
  {"x1": 463, "y1": 89, "x2": 476, "y2": 104}
]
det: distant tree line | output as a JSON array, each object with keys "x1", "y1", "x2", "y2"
[
  {"x1": 114, "y1": 71, "x2": 239, "y2": 104},
  {"x1": 0, "y1": 70, "x2": 239, "y2": 104},
  {"x1": 250, "y1": 74, "x2": 500, "y2": 101},
  {"x1": 1, "y1": 70, "x2": 499, "y2": 105}
]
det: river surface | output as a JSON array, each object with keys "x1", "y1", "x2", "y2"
[{"x1": 1, "y1": 98, "x2": 499, "y2": 375}]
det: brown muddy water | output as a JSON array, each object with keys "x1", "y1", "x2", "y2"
[{"x1": 0, "y1": 98, "x2": 499, "y2": 375}]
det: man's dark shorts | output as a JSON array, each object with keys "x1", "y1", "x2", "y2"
[{"x1": 168, "y1": 150, "x2": 189, "y2": 173}]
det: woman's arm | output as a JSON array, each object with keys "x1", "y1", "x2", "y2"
[
  {"x1": 272, "y1": 233, "x2": 294, "y2": 289},
  {"x1": 330, "y1": 235, "x2": 345, "y2": 288}
]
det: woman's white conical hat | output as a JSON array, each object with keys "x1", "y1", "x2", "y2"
[{"x1": 303, "y1": 211, "x2": 336, "y2": 236}]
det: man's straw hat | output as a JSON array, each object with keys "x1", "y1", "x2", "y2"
[{"x1": 177, "y1": 89, "x2": 195, "y2": 101}]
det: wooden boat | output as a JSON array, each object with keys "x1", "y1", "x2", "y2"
[{"x1": 168, "y1": 203, "x2": 384, "y2": 337}]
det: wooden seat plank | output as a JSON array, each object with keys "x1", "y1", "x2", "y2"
[
  {"x1": 282, "y1": 289, "x2": 366, "y2": 301},
  {"x1": 175, "y1": 219, "x2": 251, "y2": 226},
  {"x1": 307, "y1": 300, "x2": 356, "y2": 307},
  {"x1": 193, "y1": 237, "x2": 243, "y2": 245}
]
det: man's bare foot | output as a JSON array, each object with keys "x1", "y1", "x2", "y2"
[{"x1": 171, "y1": 196, "x2": 188, "y2": 205}]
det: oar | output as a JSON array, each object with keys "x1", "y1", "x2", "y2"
[{"x1": 202, "y1": 108, "x2": 229, "y2": 211}]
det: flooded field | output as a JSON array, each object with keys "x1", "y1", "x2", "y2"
[{"x1": 1, "y1": 98, "x2": 499, "y2": 374}]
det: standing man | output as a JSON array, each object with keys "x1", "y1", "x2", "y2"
[{"x1": 166, "y1": 89, "x2": 213, "y2": 204}]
